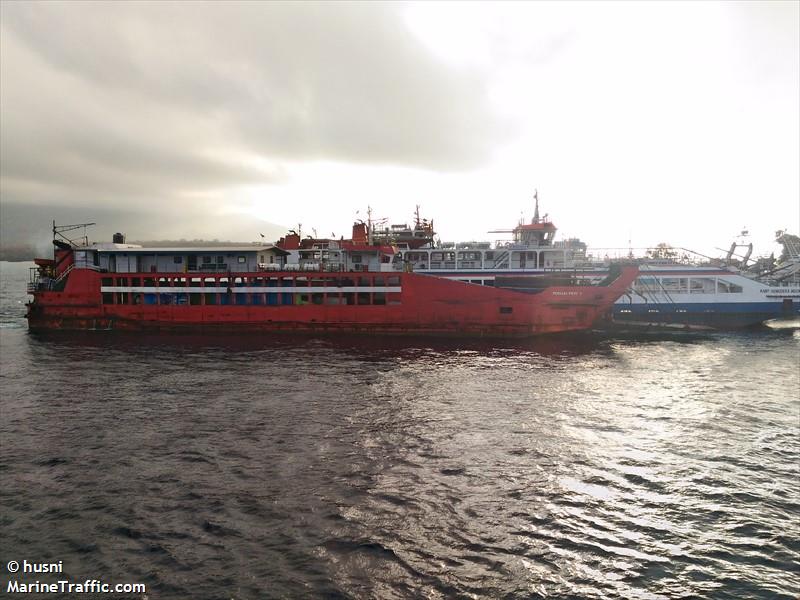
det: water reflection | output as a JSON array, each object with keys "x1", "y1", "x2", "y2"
[{"x1": 2, "y1": 269, "x2": 798, "y2": 598}]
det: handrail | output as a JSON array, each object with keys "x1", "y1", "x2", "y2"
[
  {"x1": 54, "y1": 264, "x2": 74, "y2": 284},
  {"x1": 492, "y1": 250, "x2": 509, "y2": 269}
]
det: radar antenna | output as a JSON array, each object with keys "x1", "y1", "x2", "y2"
[{"x1": 52, "y1": 221, "x2": 95, "y2": 247}]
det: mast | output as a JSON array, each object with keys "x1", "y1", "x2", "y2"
[
  {"x1": 532, "y1": 189, "x2": 540, "y2": 224},
  {"x1": 52, "y1": 221, "x2": 96, "y2": 246}
]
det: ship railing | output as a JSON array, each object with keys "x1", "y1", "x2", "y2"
[
  {"x1": 27, "y1": 265, "x2": 45, "y2": 291},
  {"x1": 27, "y1": 276, "x2": 55, "y2": 293},
  {"x1": 54, "y1": 263, "x2": 75, "y2": 284},
  {"x1": 27, "y1": 263, "x2": 75, "y2": 293}
]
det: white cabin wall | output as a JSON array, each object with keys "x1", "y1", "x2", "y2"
[{"x1": 99, "y1": 251, "x2": 268, "y2": 273}]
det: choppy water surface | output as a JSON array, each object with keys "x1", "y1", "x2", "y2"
[{"x1": 1, "y1": 261, "x2": 799, "y2": 599}]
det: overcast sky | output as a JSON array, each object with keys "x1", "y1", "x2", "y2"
[{"x1": 1, "y1": 1, "x2": 797, "y2": 256}]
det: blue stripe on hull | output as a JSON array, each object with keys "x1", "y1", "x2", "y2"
[{"x1": 611, "y1": 301, "x2": 799, "y2": 329}]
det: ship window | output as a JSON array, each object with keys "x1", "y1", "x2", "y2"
[
  {"x1": 102, "y1": 293, "x2": 113, "y2": 304},
  {"x1": 204, "y1": 293, "x2": 216, "y2": 305},
  {"x1": 174, "y1": 256, "x2": 183, "y2": 264},
  {"x1": 131, "y1": 277, "x2": 140, "y2": 287},
  {"x1": 499, "y1": 306, "x2": 512, "y2": 314},
  {"x1": 311, "y1": 293, "x2": 324, "y2": 305},
  {"x1": 634, "y1": 277, "x2": 658, "y2": 291},
  {"x1": 374, "y1": 276, "x2": 384, "y2": 286},
  {"x1": 358, "y1": 276, "x2": 370, "y2": 287},
  {"x1": 717, "y1": 280, "x2": 742, "y2": 293},
  {"x1": 216, "y1": 256, "x2": 224, "y2": 264},
  {"x1": 690, "y1": 278, "x2": 715, "y2": 293},
  {"x1": 357, "y1": 292, "x2": 371, "y2": 305},
  {"x1": 325, "y1": 293, "x2": 342, "y2": 305},
  {"x1": 202, "y1": 256, "x2": 212, "y2": 264},
  {"x1": 660, "y1": 278, "x2": 688, "y2": 293},
  {"x1": 485, "y1": 252, "x2": 494, "y2": 260},
  {"x1": 351, "y1": 255, "x2": 362, "y2": 263},
  {"x1": 373, "y1": 292, "x2": 386, "y2": 305},
  {"x1": 387, "y1": 276, "x2": 400, "y2": 286},
  {"x1": 101, "y1": 277, "x2": 113, "y2": 287},
  {"x1": 238, "y1": 256, "x2": 246, "y2": 264},
  {"x1": 190, "y1": 293, "x2": 201, "y2": 305}
]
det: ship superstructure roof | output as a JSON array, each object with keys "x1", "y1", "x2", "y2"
[{"x1": 83, "y1": 243, "x2": 290, "y2": 255}]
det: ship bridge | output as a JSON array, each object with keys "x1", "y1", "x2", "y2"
[{"x1": 489, "y1": 192, "x2": 557, "y2": 248}]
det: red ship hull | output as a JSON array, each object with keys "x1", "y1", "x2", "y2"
[{"x1": 26, "y1": 268, "x2": 638, "y2": 337}]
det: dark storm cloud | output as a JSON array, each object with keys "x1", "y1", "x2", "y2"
[{"x1": 0, "y1": 1, "x2": 501, "y2": 221}]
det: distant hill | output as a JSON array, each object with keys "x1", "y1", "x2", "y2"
[
  {"x1": 0, "y1": 201, "x2": 287, "y2": 260},
  {"x1": 0, "y1": 239, "x2": 271, "y2": 261},
  {"x1": 0, "y1": 244, "x2": 40, "y2": 262}
]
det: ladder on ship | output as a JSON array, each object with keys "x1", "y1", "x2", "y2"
[{"x1": 492, "y1": 250, "x2": 510, "y2": 269}]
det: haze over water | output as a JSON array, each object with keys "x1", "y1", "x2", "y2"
[{"x1": 1, "y1": 261, "x2": 798, "y2": 599}]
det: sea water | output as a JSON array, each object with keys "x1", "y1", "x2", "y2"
[{"x1": 1, "y1": 261, "x2": 798, "y2": 599}]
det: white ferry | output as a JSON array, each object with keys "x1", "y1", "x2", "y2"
[{"x1": 384, "y1": 196, "x2": 799, "y2": 330}]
